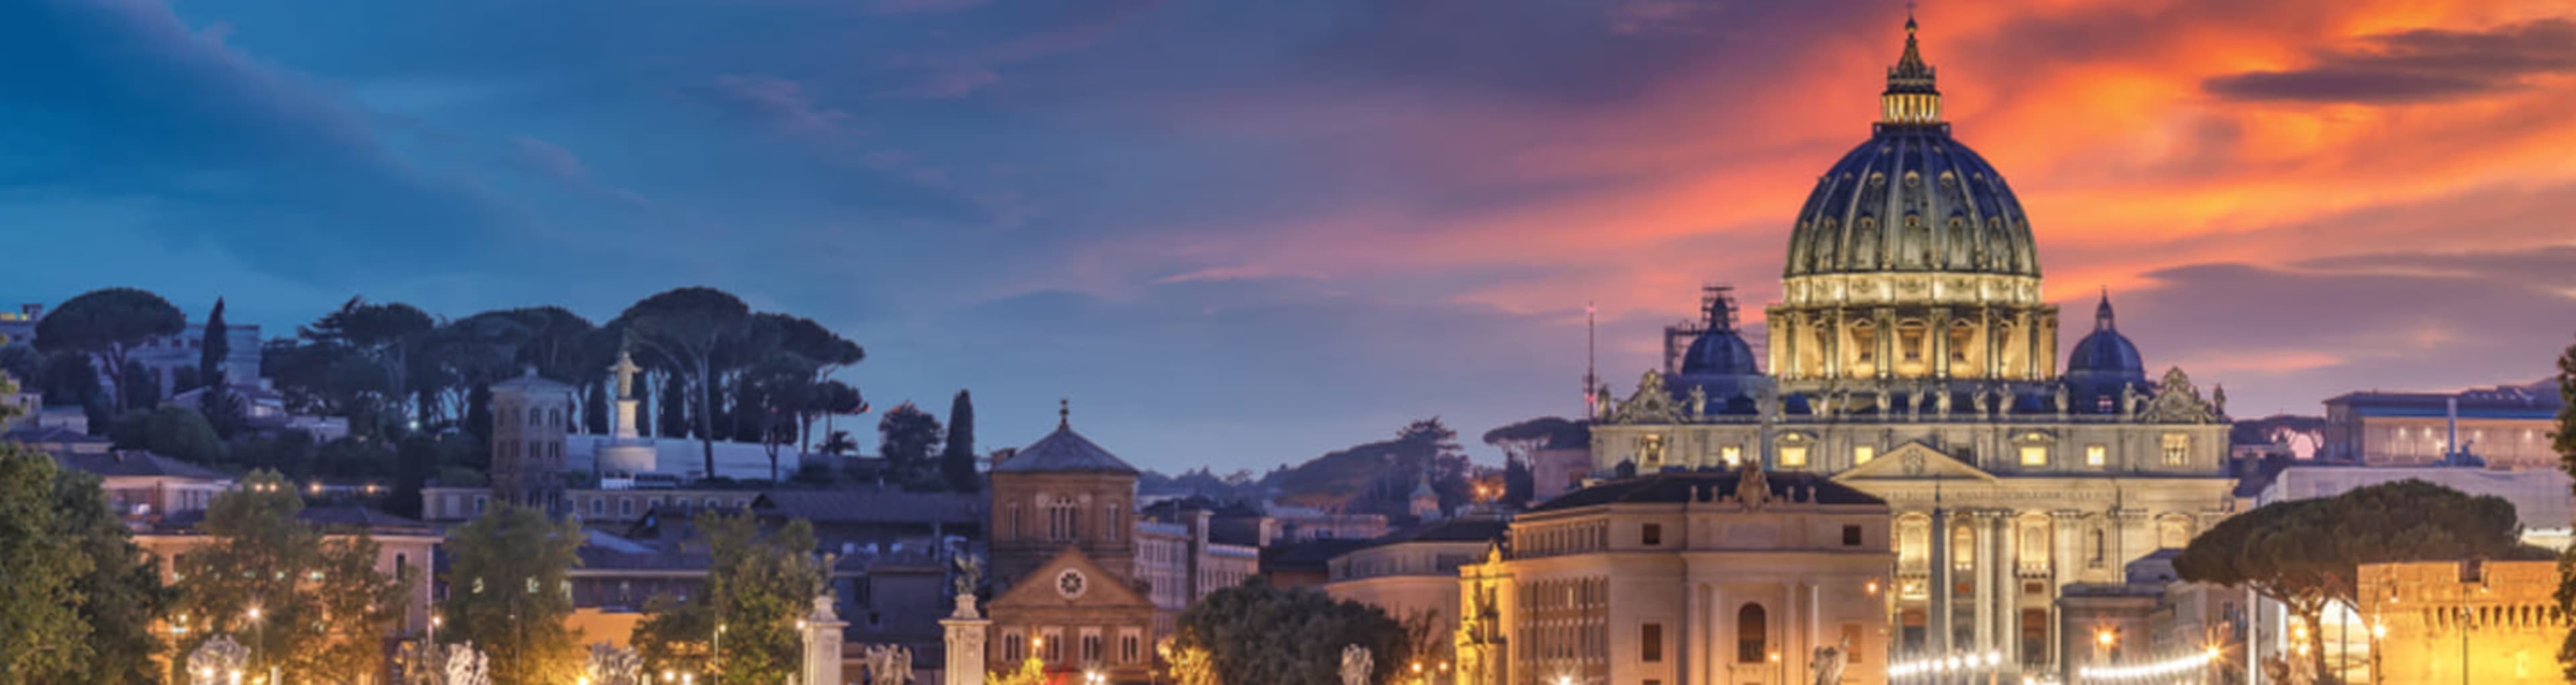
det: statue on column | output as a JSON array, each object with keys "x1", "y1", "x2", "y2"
[{"x1": 1339, "y1": 645, "x2": 1373, "y2": 685}]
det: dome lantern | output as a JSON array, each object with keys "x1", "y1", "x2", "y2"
[{"x1": 1882, "y1": 12, "x2": 1941, "y2": 125}]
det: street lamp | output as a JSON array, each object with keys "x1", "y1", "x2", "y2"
[{"x1": 1768, "y1": 651, "x2": 1782, "y2": 685}]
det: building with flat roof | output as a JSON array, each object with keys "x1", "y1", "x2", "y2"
[{"x1": 2320, "y1": 380, "x2": 2563, "y2": 468}]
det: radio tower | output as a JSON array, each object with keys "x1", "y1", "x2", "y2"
[{"x1": 1582, "y1": 301, "x2": 1600, "y2": 421}]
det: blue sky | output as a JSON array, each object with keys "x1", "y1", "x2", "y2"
[{"x1": 6, "y1": 0, "x2": 2573, "y2": 473}]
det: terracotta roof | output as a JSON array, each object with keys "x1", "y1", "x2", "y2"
[{"x1": 992, "y1": 426, "x2": 1138, "y2": 474}]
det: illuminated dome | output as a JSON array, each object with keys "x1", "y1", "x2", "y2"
[
  {"x1": 1782, "y1": 17, "x2": 2038, "y2": 280},
  {"x1": 1762, "y1": 15, "x2": 2061, "y2": 390}
]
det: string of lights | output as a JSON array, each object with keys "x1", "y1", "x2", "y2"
[
  {"x1": 2074, "y1": 647, "x2": 2219, "y2": 682},
  {"x1": 1887, "y1": 650, "x2": 2004, "y2": 680}
]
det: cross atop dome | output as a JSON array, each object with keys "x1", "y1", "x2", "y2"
[{"x1": 1882, "y1": 9, "x2": 1941, "y2": 125}]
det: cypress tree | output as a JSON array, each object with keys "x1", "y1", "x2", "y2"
[
  {"x1": 942, "y1": 390, "x2": 979, "y2": 492},
  {"x1": 198, "y1": 297, "x2": 229, "y2": 390}
]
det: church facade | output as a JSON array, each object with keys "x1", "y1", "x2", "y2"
[
  {"x1": 983, "y1": 406, "x2": 1159, "y2": 683},
  {"x1": 1578, "y1": 15, "x2": 2239, "y2": 680}
]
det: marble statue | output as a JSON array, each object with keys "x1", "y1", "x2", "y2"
[
  {"x1": 1995, "y1": 384, "x2": 2012, "y2": 416},
  {"x1": 1910, "y1": 386, "x2": 1928, "y2": 417},
  {"x1": 1935, "y1": 389, "x2": 1951, "y2": 417},
  {"x1": 1874, "y1": 390, "x2": 1891, "y2": 415},
  {"x1": 186, "y1": 636, "x2": 250, "y2": 685},
  {"x1": 1809, "y1": 637, "x2": 1850, "y2": 685},
  {"x1": 2054, "y1": 383, "x2": 2070, "y2": 415},
  {"x1": 1340, "y1": 644, "x2": 1373, "y2": 685},
  {"x1": 584, "y1": 643, "x2": 644, "y2": 685},
  {"x1": 2212, "y1": 384, "x2": 2229, "y2": 417},
  {"x1": 1688, "y1": 384, "x2": 1708, "y2": 418},
  {"x1": 863, "y1": 644, "x2": 914, "y2": 684},
  {"x1": 443, "y1": 643, "x2": 491, "y2": 685},
  {"x1": 2122, "y1": 384, "x2": 2143, "y2": 417},
  {"x1": 1756, "y1": 385, "x2": 1782, "y2": 420},
  {"x1": 1972, "y1": 387, "x2": 1990, "y2": 416}
]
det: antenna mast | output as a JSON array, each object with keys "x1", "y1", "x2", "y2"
[{"x1": 1584, "y1": 301, "x2": 1600, "y2": 421}]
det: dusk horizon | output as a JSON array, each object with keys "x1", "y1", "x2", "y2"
[{"x1": 9, "y1": 0, "x2": 2575, "y2": 474}]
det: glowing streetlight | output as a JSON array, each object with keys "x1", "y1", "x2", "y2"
[{"x1": 2095, "y1": 629, "x2": 2116, "y2": 647}]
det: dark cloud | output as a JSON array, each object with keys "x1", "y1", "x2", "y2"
[{"x1": 2204, "y1": 19, "x2": 2576, "y2": 103}]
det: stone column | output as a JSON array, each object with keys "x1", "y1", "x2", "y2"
[
  {"x1": 1970, "y1": 511, "x2": 1994, "y2": 655},
  {"x1": 1991, "y1": 513, "x2": 2017, "y2": 670},
  {"x1": 943, "y1": 594, "x2": 989, "y2": 685},
  {"x1": 1875, "y1": 307, "x2": 1897, "y2": 380},
  {"x1": 1929, "y1": 505, "x2": 1951, "y2": 656},
  {"x1": 1930, "y1": 307, "x2": 1951, "y2": 380}
]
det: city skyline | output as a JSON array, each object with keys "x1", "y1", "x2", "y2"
[{"x1": 6, "y1": 0, "x2": 2575, "y2": 472}]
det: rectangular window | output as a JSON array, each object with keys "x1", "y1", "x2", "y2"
[
  {"x1": 1779, "y1": 445, "x2": 1807, "y2": 467},
  {"x1": 1851, "y1": 445, "x2": 1872, "y2": 465},
  {"x1": 1120, "y1": 631, "x2": 1142, "y2": 664},
  {"x1": 1641, "y1": 623, "x2": 1663, "y2": 663},
  {"x1": 1081, "y1": 631, "x2": 1102, "y2": 664},
  {"x1": 2019, "y1": 445, "x2": 2047, "y2": 466},
  {"x1": 1720, "y1": 445, "x2": 1742, "y2": 466},
  {"x1": 590, "y1": 498, "x2": 605, "y2": 516},
  {"x1": 1642, "y1": 523, "x2": 1662, "y2": 546},
  {"x1": 1842, "y1": 525, "x2": 1864, "y2": 547},
  {"x1": 2161, "y1": 433, "x2": 2190, "y2": 465},
  {"x1": 620, "y1": 498, "x2": 635, "y2": 517},
  {"x1": 1003, "y1": 631, "x2": 1025, "y2": 662},
  {"x1": 2086, "y1": 445, "x2": 2107, "y2": 467},
  {"x1": 1042, "y1": 629, "x2": 1063, "y2": 662}
]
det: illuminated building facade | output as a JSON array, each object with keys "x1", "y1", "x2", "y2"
[
  {"x1": 1580, "y1": 14, "x2": 2239, "y2": 681},
  {"x1": 2357, "y1": 560, "x2": 2567, "y2": 684}
]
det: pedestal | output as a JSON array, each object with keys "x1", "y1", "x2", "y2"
[
  {"x1": 943, "y1": 594, "x2": 989, "y2": 685},
  {"x1": 806, "y1": 596, "x2": 848, "y2": 685}
]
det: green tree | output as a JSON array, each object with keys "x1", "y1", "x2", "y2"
[
  {"x1": 34, "y1": 288, "x2": 184, "y2": 412},
  {"x1": 618, "y1": 287, "x2": 751, "y2": 476},
  {"x1": 199, "y1": 297, "x2": 230, "y2": 391},
  {"x1": 441, "y1": 504, "x2": 586, "y2": 684},
  {"x1": 170, "y1": 471, "x2": 411, "y2": 685},
  {"x1": 631, "y1": 512, "x2": 824, "y2": 682},
  {"x1": 301, "y1": 297, "x2": 435, "y2": 425},
  {"x1": 142, "y1": 405, "x2": 227, "y2": 464},
  {"x1": 1171, "y1": 579, "x2": 1411, "y2": 685},
  {"x1": 2176, "y1": 478, "x2": 2532, "y2": 681},
  {"x1": 2548, "y1": 337, "x2": 2576, "y2": 680},
  {"x1": 51, "y1": 467, "x2": 171, "y2": 685},
  {"x1": 986, "y1": 655, "x2": 1048, "y2": 685},
  {"x1": 657, "y1": 372, "x2": 689, "y2": 439},
  {"x1": 943, "y1": 390, "x2": 979, "y2": 492},
  {"x1": 0, "y1": 442, "x2": 87, "y2": 683},
  {"x1": 877, "y1": 402, "x2": 943, "y2": 488},
  {"x1": 1483, "y1": 417, "x2": 1581, "y2": 507}
]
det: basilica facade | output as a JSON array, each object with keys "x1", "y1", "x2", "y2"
[{"x1": 1574, "y1": 15, "x2": 2240, "y2": 680}]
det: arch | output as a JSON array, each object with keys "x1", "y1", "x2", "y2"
[{"x1": 1737, "y1": 603, "x2": 1768, "y2": 663}]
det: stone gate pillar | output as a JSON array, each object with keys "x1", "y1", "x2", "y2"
[
  {"x1": 806, "y1": 595, "x2": 848, "y2": 685},
  {"x1": 943, "y1": 593, "x2": 990, "y2": 685}
]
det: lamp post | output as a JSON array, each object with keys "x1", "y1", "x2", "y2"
[
  {"x1": 714, "y1": 623, "x2": 726, "y2": 685},
  {"x1": 1768, "y1": 651, "x2": 1782, "y2": 685},
  {"x1": 246, "y1": 606, "x2": 265, "y2": 685}
]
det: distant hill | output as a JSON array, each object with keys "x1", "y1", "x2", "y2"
[{"x1": 1139, "y1": 418, "x2": 1482, "y2": 519}]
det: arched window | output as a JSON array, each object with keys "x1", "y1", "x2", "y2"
[
  {"x1": 1737, "y1": 603, "x2": 1768, "y2": 663},
  {"x1": 1104, "y1": 501, "x2": 1120, "y2": 542},
  {"x1": 2088, "y1": 528, "x2": 2108, "y2": 567},
  {"x1": 1049, "y1": 496, "x2": 1079, "y2": 541}
]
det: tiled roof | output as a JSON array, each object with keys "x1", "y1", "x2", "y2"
[
  {"x1": 991, "y1": 426, "x2": 1138, "y2": 474},
  {"x1": 1356, "y1": 516, "x2": 1508, "y2": 551},
  {"x1": 753, "y1": 488, "x2": 984, "y2": 525},
  {"x1": 1529, "y1": 469, "x2": 1882, "y2": 513},
  {"x1": 51, "y1": 450, "x2": 228, "y2": 480}
]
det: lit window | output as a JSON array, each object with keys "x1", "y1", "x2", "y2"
[
  {"x1": 2019, "y1": 445, "x2": 2047, "y2": 466},
  {"x1": 1721, "y1": 445, "x2": 1742, "y2": 466},
  {"x1": 1780, "y1": 445, "x2": 1808, "y2": 468},
  {"x1": 1639, "y1": 435, "x2": 1667, "y2": 468},
  {"x1": 2161, "y1": 433, "x2": 2190, "y2": 465},
  {"x1": 2085, "y1": 445, "x2": 2107, "y2": 468},
  {"x1": 1852, "y1": 445, "x2": 1874, "y2": 465}
]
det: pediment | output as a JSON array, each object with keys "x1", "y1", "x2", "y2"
[
  {"x1": 987, "y1": 545, "x2": 1154, "y2": 611},
  {"x1": 1831, "y1": 441, "x2": 1997, "y2": 482}
]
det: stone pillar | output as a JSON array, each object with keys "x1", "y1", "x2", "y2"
[
  {"x1": 1929, "y1": 506, "x2": 1951, "y2": 656},
  {"x1": 1875, "y1": 307, "x2": 1897, "y2": 380},
  {"x1": 943, "y1": 594, "x2": 989, "y2": 685},
  {"x1": 1971, "y1": 512, "x2": 1994, "y2": 655},
  {"x1": 804, "y1": 596, "x2": 848, "y2": 685},
  {"x1": 1930, "y1": 307, "x2": 1951, "y2": 380},
  {"x1": 1991, "y1": 513, "x2": 2016, "y2": 670}
]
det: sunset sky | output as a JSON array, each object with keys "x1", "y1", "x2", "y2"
[{"x1": 5, "y1": 0, "x2": 2573, "y2": 472}]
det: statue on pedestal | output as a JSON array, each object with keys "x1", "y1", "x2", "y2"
[
  {"x1": 1688, "y1": 384, "x2": 1708, "y2": 419},
  {"x1": 1809, "y1": 636, "x2": 1851, "y2": 685},
  {"x1": 863, "y1": 645, "x2": 914, "y2": 684},
  {"x1": 1339, "y1": 645, "x2": 1373, "y2": 685},
  {"x1": 1935, "y1": 389, "x2": 1951, "y2": 418},
  {"x1": 186, "y1": 636, "x2": 250, "y2": 685},
  {"x1": 2054, "y1": 383, "x2": 2070, "y2": 415}
]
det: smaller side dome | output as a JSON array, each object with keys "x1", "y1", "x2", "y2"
[
  {"x1": 2066, "y1": 289, "x2": 2142, "y2": 375},
  {"x1": 1679, "y1": 297, "x2": 1758, "y2": 376}
]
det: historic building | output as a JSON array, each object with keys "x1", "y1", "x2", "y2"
[
  {"x1": 2357, "y1": 560, "x2": 2567, "y2": 684},
  {"x1": 2319, "y1": 380, "x2": 2563, "y2": 468},
  {"x1": 983, "y1": 404, "x2": 1158, "y2": 682},
  {"x1": 489, "y1": 367, "x2": 576, "y2": 509},
  {"x1": 1581, "y1": 15, "x2": 2239, "y2": 680},
  {"x1": 1326, "y1": 515, "x2": 1510, "y2": 672},
  {"x1": 1456, "y1": 466, "x2": 1894, "y2": 685}
]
